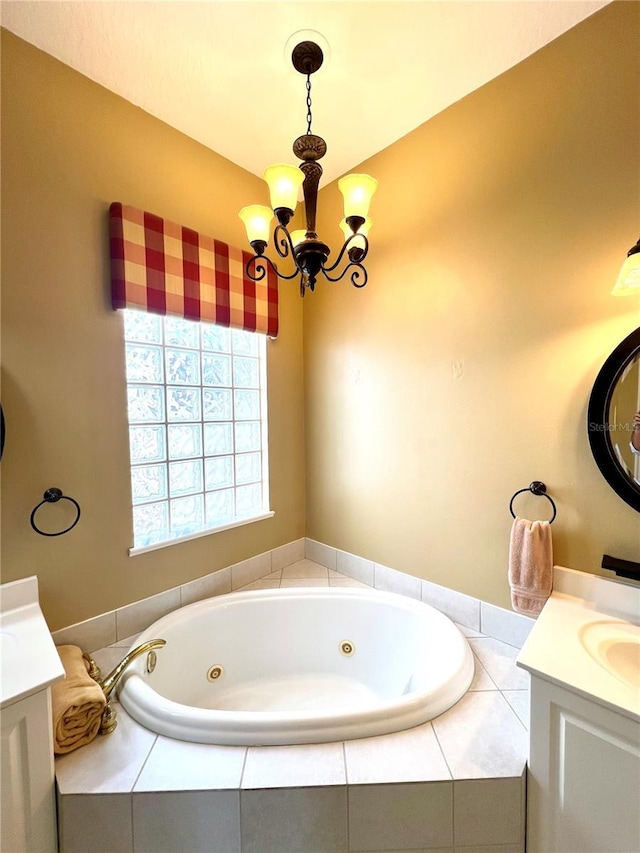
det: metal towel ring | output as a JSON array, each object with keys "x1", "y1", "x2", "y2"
[
  {"x1": 509, "y1": 481, "x2": 556, "y2": 524},
  {"x1": 30, "y1": 488, "x2": 81, "y2": 536}
]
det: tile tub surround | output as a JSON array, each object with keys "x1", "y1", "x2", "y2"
[
  {"x1": 51, "y1": 539, "x2": 307, "y2": 651},
  {"x1": 51, "y1": 538, "x2": 535, "y2": 654},
  {"x1": 56, "y1": 562, "x2": 528, "y2": 852}
]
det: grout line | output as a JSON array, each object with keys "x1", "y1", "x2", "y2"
[
  {"x1": 129, "y1": 787, "x2": 136, "y2": 852},
  {"x1": 496, "y1": 690, "x2": 528, "y2": 733},
  {"x1": 450, "y1": 768, "x2": 456, "y2": 849},
  {"x1": 238, "y1": 744, "x2": 250, "y2": 790},
  {"x1": 431, "y1": 721, "x2": 454, "y2": 783},
  {"x1": 471, "y1": 653, "x2": 499, "y2": 691},
  {"x1": 130, "y1": 731, "x2": 159, "y2": 793},
  {"x1": 344, "y1": 757, "x2": 351, "y2": 853},
  {"x1": 500, "y1": 691, "x2": 529, "y2": 732},
  {"x1": 522, "y1": 762, "x2": 529, "y2": 848},
  {"x1": 341, "y1": 741, "x2": 349, "y2": 786},
  {"x1": 237, "y1": 787, "x2": 244, "y2": 852}
]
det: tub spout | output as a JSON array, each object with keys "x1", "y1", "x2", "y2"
[
  {"x1": 85, "y1": 639, "x2": 166, "y2": 735},
  {"x1": 100, "y1": 639, "x2": 166, "y2": 698}
]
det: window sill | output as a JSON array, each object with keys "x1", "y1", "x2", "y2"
[{"x1": 128, "y1": 511, "x2": 275, "y2": 557}]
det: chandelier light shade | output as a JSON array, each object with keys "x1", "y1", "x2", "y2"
[
  {"x1": 339, "y1": 216, "x2": 372, "y2": 262},
  {"x1": 238, "y1": 205, "x2": 274, "y2": 247},
  {"x1": 289, "y1": 229, "x2": 308, "y2": 248},
  {"x1": 611, "y1": 236, "x2": 640, "y2": 296},
  {"x1": 239, "y1": 40, "x2": 378, "y2": 296},
  {"x1": 338, "y1": 174, "x2": 378, "y2": 220},
  {"x1": 263, "y1": 164, "x2": 305, "y2": 215}
]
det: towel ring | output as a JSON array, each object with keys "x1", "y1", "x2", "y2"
[
  {"x1": 30, "y1": 488, "x2": 81, "y2": 536},
  {"x1": 509, "y1": 481, "x2": 556, "y2": 524}
]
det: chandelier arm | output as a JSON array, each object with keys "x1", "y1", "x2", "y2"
[
  {"x1": 349, "y1": 265, "x2": 369, "y2": 288},
  {"x1": 246, "y1": 251, "x2": 303, "y2": 283},
  {"x1": 272, "y1": 225, "x2": 304, "y2": 279},
  {"x1": 245, "y1": 253, "x2": 278, "y2": 282},
  {"x1": 322, "y1": 262, "x2": 368, "y2": 287},
  {"x1": 323, "y1": 233, "x2": 369, "y2": 274},
  {"x1": 245, "y1": 224, "x2": 306, "y2": 282},
  {"x1": 273, "y1": 225, "x2": 293, "y2": 260}
]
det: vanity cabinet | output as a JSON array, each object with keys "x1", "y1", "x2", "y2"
[
  {"x1": 1, "y1": 689, "x2": 58, "y2": 852},
  {"x1": 1, "y1": 576, "x2": 64, "y2": 853},
  {"x1": 518, "y1": 569, "x2": 640, "y2": 853},
  {"x1": 527, "y1": 674, "x2": 640, "y2": 853}
]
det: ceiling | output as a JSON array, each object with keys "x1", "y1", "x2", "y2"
[{"x1": 1, "y1": 1, "x2": 610, "y2": 185}]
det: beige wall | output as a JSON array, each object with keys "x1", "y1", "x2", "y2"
[
  {"x1": 305, "y1": 1, "x2": 640, "y2": 608},
  {"x1": 0, "y1": 31, "x2": 305, "y2": 630},
  {"x1": 2, "y1": 4, "x2": 638, "y2": 629}
]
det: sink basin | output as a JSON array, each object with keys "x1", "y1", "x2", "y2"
[
  {"x1": 517, "y1": 572, "x2": 640, "y2": 723},
  {"x1": 579, "y1": 619, "x2": 640, "y2": 689}
]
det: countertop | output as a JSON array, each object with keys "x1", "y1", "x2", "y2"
[
  {"x1": 517, "y1": 576, "x2": 640, "y2": 722},
  {"x1": 0, "y1": 576, "x2": 65, "y2": 709}
]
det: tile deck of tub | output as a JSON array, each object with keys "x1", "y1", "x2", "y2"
[{"x1": 55, "y1": 557, "x2": 529, "y2": 852}]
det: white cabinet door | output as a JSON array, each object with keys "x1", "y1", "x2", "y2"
[
  {"x1": 1, "y1": 689, "x2": 58, "y2": 853},
  {"x1": 528, "y1": 676, "x2": 640, "y2": 853}
]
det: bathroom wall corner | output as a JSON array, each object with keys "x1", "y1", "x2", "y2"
[
  {"x1": 271, "y1": 538, "x2": 305, "y2": 572},
  {"x1": 305, "y1": 539, "x2": 337, "y2": 570},
  {"x1": 480, "y1": 602, "x2": 535, "y2": 649}
]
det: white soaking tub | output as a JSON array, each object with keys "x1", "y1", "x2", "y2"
[{"x1": 117, "y1": 586, "x2": 474, "y2": 745}]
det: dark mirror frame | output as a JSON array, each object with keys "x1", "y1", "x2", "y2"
[{"x1": 587, "y1": 326, "x2": 640, "y2": 513}]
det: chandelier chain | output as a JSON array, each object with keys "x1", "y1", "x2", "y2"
[{"x1": 306, "y1": 73, "x2": 313, "y2": 134}]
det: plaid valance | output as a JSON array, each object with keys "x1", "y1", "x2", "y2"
[{"x1": 109, "y1": 203, "x2": 278, "y2": 337}]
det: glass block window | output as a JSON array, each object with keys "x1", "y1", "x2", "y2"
[{"x1": 123, "y1": 310, "x2": 270, "y2": 550}]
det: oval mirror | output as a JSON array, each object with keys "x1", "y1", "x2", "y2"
[{"x1": 588, "y1": 327, "x2": 640, "y2": 512}]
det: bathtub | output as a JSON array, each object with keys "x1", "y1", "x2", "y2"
[{"x1": 118, "y1": 586, "x2": 474, "y2": 745}]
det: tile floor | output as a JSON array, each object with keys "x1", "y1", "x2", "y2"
[{"x1": 55, "y1": 560, "x2": 529, "y2": 853}]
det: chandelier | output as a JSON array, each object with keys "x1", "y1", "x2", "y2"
[{"x1": 239, "y1": 41, "x2": 378, "y2": 297}]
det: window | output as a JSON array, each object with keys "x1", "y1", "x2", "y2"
[{"x1": 122, "y1": 309, "x2": 271, "y2": 553}]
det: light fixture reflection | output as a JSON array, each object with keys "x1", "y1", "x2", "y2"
[{"x1": 612, "y1": 237, "x2": 640, "y2": 296}]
